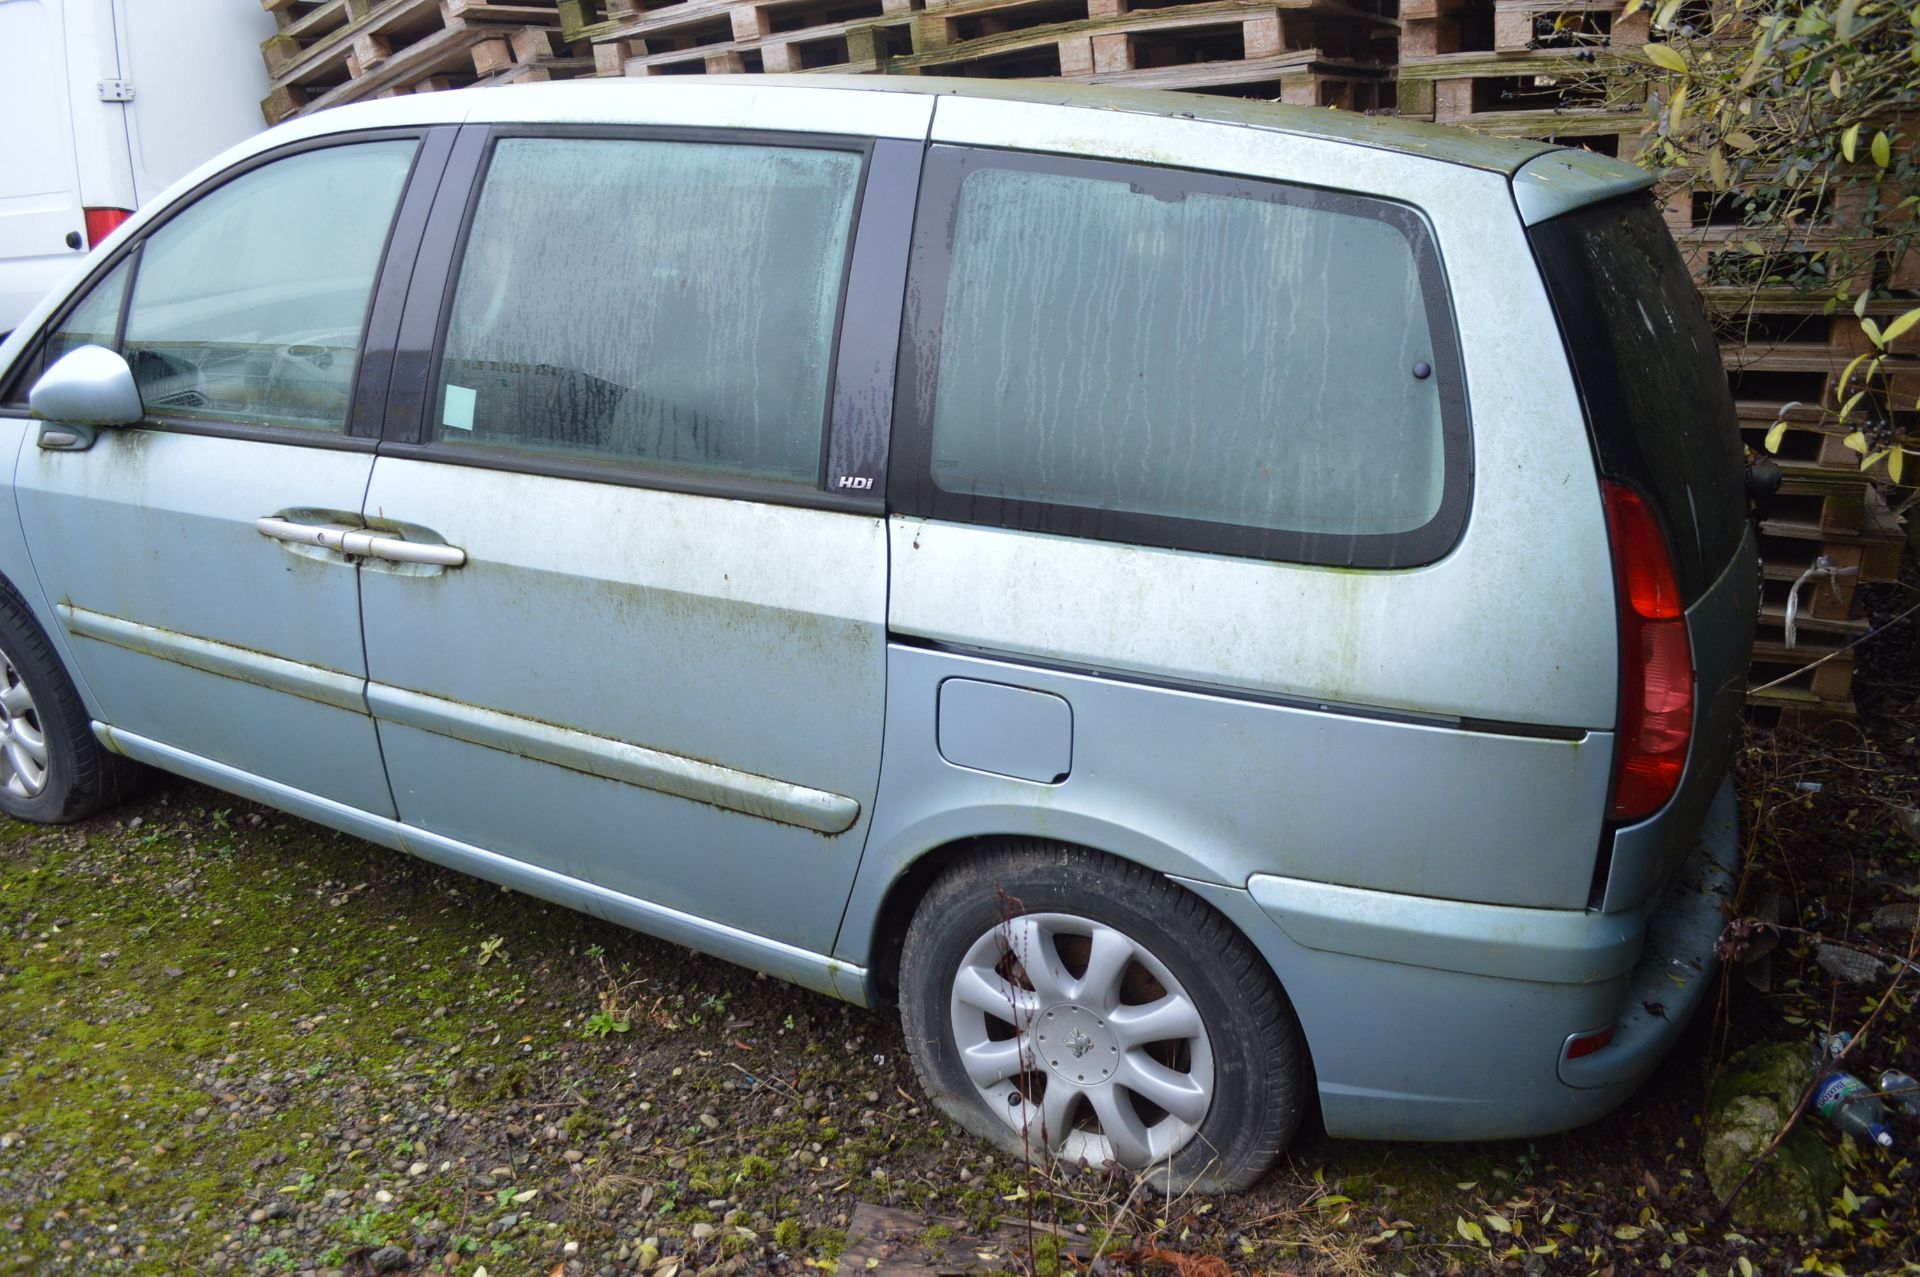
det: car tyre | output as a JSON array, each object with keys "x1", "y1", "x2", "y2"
[
  {"x1": 0, "y1": 583, "x2": 141, "y2": 823},
  {"x1": 900, "y1": 841, "x2": 1306, "y2": 1193}
]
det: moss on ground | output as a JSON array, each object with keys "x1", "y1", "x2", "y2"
[{"x1": 0, "y1": 799, "x2": 556, "y2": 1271}]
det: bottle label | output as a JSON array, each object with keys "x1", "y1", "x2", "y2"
[{"x1": 1815, "y1": 1072, "x2": 1869, "y2": 1117}]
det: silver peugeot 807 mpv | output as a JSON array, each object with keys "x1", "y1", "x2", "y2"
[{"x1": 0, "y1": 76, "x2": 1754, "y2": 1191}]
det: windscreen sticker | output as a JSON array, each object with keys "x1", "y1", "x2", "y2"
[{"x1": 442, "y1": 384, "x2": 476, "y2": 432}]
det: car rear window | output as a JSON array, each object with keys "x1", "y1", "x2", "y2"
[
  {"x1": 891, "y1": 146, "x2": 1470, "y2": 569},
  {"x1": 1528, "y1": 194, "x2": 1747, "y2": 602}
]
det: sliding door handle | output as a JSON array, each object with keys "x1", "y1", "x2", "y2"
[{"x1": 256, "y1": 517, "x2": 465, "y2": 568}]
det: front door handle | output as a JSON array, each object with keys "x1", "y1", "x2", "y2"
[
  {"x1": 257, "y1": 516, "x2": 354, "y2": 553},
  {"x1": 257, "y1": 517, "x2": 466, "y2": 568}
]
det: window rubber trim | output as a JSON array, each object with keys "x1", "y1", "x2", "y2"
[{"x1": 888, "y1": 144, "x2": 1473, "y2": 570}]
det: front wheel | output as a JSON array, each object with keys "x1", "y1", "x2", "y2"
[
  {"x1": 0, "y1": 586, "x2": 140, "y2": 823},
  {"x1": 899, "y1": 843, "x2": 1306, "y2": 1193}
]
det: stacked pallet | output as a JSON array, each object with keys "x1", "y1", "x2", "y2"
[
  {"x1": 1720, "y1": 294, "x2": 1915, "y2": 725},
  {"x1": 1393, "y1": 0, "x2": 1647, "y2": 154},
  {"x1": 564, "y1": 0, "x2": 1398, "y2": 106},
  {"x1": 1390, "y1": 0, "x2": 1909, "y2": 726},
  {"x1": 260, "y1": 0, "x2": 592, "y2": 123}
]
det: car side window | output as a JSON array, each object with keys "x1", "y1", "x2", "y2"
[
  {"x1": 120, "y1": 140, "x2": 418, "y2": 432},
  {"x1": 430, "y1": 137, "x2": 862, "y2": 487},
  {"x1": 43, "y1": 257, "x2": 133, "y2": 368},
  {"x1": 894, "y1": 147, "x2": 1468, "y2": 568},
  {"x1": 0, "y1": 257, "x2": 134, "y2": 407}
]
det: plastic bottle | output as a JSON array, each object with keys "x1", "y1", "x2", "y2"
[
  {"x1": 1878, "y1": 1070, "x2": 1920, "y2": 1121},
  {"x1": 1814, "y1": 1072, "x2": 1895, "y2": 1148}
]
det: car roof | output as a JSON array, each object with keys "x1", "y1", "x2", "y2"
[{"x1": 298, "y1": 74, "x2": 1567, "y2": 176}]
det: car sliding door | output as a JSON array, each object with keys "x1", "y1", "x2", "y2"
[{"x1": 356, "y1": 123, "x2": 919, "y2": 971}]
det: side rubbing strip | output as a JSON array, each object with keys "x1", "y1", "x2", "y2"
[
  {"x1": 367, "y1": 683, "x2": 861, "y2": 835},
  {"x1": 58, "y1": 605, "x2": 366, "y2": 712}
]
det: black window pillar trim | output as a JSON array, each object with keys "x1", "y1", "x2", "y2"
[
  {"x1": 822, "y1": 136, "x2": 923, "y2": 505},
  {"x1": 386, "y1": 123, "x2": 493, "y2": 449},
  {"x1": 348, "y1": 126, "x2": 460, "y2": 441},
  {"x1": 887, "y1": 143, "x2": 1474, "y2": 570}
]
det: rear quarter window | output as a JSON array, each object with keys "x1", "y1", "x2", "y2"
[{"x1": 892, "y1": 146, "x2": 1469, "y2": 568}]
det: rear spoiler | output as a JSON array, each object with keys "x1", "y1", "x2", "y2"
[{"x1": 1512, "y1": 149, "x2": 1658, "y2": 227}]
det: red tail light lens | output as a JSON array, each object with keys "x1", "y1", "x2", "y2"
[
  {"x1": 1603, "y1": 481, "x2": 1692, "y2": 822},
  {"x1": 83, "y1": 207, "x2": 132, "y2": 248}
]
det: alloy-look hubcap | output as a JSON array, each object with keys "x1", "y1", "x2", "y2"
[
  {"x1": 948, "y1": 911, "x2": 1214, "y2": 1169},
  {"x1": 0, "y1": 645, "x2": 49, "y2": 800}
]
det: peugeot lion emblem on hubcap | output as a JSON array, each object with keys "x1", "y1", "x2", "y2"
[{"x1": 1066, "y1": 1027, "x2": 1096, "y2": 1059}]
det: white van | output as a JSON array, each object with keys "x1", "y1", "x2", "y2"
[{"x1": 0, "y1": 0, "x2": 276, "y2": 335}]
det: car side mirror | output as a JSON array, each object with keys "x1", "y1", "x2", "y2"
[{"x1": 29, "y1": 345, "x2": 143, "y2": 451}]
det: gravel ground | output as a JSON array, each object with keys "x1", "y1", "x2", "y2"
[{"x1": 2, "y1": 626, "x2": 1917, "y2": 1276}]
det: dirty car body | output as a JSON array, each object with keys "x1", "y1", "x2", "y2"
[{"x1": 0, "y1": 76, "x2": 1754, "y2": 1187}]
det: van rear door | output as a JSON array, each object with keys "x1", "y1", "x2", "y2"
[
  {"x1": 1528, "y1": 192, "x2": 1757, "y2": 910},
  {"x1": 115, "y1": 0, "x2": 274, "y2": 205},
  {"x1": 0, "y1": 0, "x2": 90, "y2": 330}
]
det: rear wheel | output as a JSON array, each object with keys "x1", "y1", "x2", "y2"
[
  {"x1": 0, "y1": 586, "x2": 140, "y2": 824},
  {"x1": 899, "y1": 842, "x2": 1306, "y2": 1192}
]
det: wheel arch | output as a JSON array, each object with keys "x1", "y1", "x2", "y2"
[{"x1": 852, "y1": 828, "x2": 1285, "y2": 1017}]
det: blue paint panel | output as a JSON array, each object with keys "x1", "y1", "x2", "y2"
[
  {"x1": 358, "y1": 459, "x2": 888, "y2": 956},
  {"x1": 14, "y1": 428, "x2": 394, "y2": 817}
]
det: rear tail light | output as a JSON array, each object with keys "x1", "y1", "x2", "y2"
[
  {"x1": 84, "y1": 207, "x2": 132, "y2": 248},
  {"x1": 1602, "y1": 481, "x2": 1692, "y2": 822}
]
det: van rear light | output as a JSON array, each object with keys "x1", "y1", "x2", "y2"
[
  {"x1": 1603, "y1": 481, "x2": 1692, "y2": 822},
  {"x1": 1566, "y1": 1024, "x2": 1617, "y2": 1060},
  {"x1": 84, "y1": 207, "x2": 132, "y2": 248}
]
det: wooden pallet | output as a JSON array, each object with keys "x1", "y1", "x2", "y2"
[
  {"x1": 1736, "y1": 402, "x2": 1863, "y2": 477},
  {"x1": 590, "y1": 0, "x2": 1392, "y2": 93},
  {"x1": 1758, "y1": 586, "x2": 1871, "y2": 639},
  {"x1": 1676, "y1": 224, "x2": 1888, "y2": 292},
  {"x1": 1393, "y1": 0, "x2": 1653, "y2": 152},
  {"x1": 1749, "y1": 639, "x2": 1856, "y2": 703},
  {"x1": 1076, "y1": 51, "x2": 1390, "y2": 101},
  {"x1": 1398, "y1": 0, "x2": 1645, "y2": 56},
  {"x1": 587, "y1": 0, "x2": 918, "y2": 74},
  {"x1": 476, "y1": 28, "x2": 599, "y2": 80},
  {"x1": 260, "y1": 0, "x2": 570, "y2": 121},
  {"x1": 1747, "y1": 684, "x2": 1859, "y2": 736},
  {"x1": 907, "y1": 0, "x2": 1390, "y2": 66}
]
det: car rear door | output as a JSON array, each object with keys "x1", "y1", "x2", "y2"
[
  {"x1": 12, "y1": 128, "x2": 453, "y2": 815},
  {"x1": 354, "y1": 104, "x2": 923, "y2": 971}
]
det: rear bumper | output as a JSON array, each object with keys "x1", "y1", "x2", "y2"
[
  {"x1": 1558, "y1": 779, "x2": 1736, "y2": 1089},
  {"x1": 1183, "y1": 778, "x2": 1739, "y2": 1141}
]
